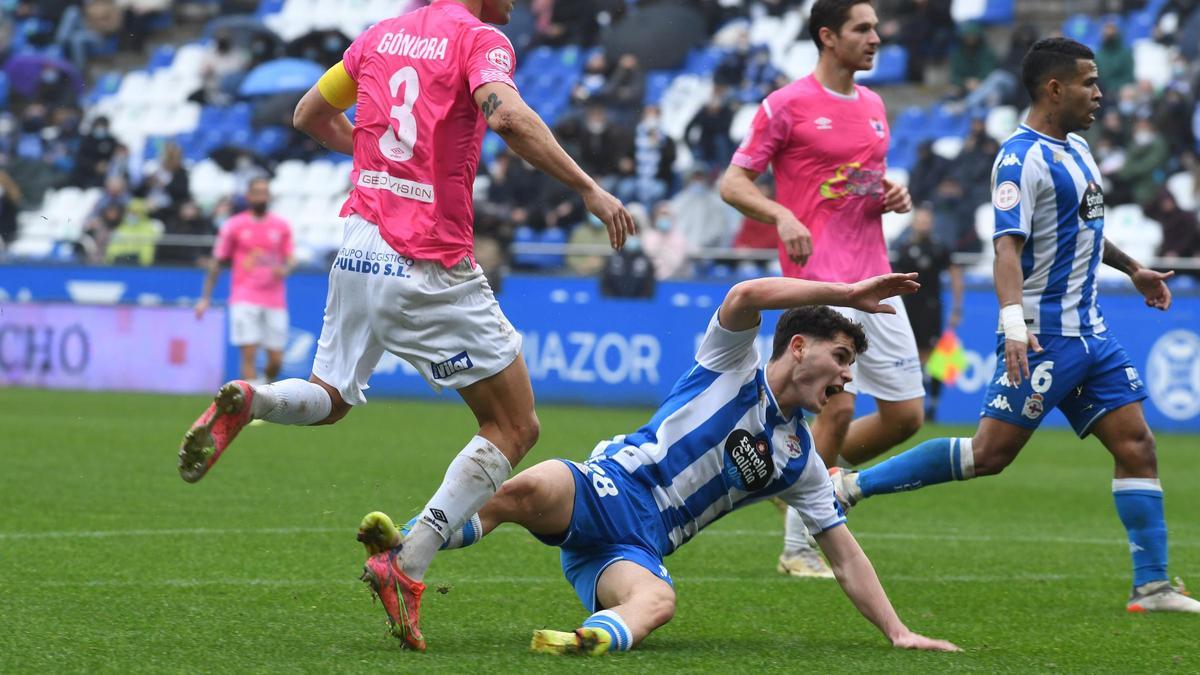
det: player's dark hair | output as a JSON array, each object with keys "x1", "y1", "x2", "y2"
[
  {"x1": 809, "y1": 0, "x2": 873, "y2": 51},
  {"x1": 1021, "y1": 37, "x2": 1095, "y2": 101},
  {"x1": 771, "y1": 306, "x2": 868, "y2": 360}
]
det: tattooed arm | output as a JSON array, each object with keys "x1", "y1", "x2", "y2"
[
  {"x1": 472, "y1": 82, "x2": 635, "y2": 249},
  {"x1": 1103, "y1": 237, "x2": 1175, "y2": 310}
]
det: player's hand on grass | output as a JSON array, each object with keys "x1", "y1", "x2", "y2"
[
  {"x1": 891, "y1": 630, "x2": 961, "y2": 652},
  {"x1": 582, "y1": 186, "x2": 636, "y2": 250},
  {"x1": 881, "y1": 178, "x2": 912, "y2": 214},
  {"x1": 846, "y1": 272, "x2": 920, "y2": 313},
  {"x1": 1004, "y1": 332, "x2": 1042, "y2": 387},
  {"x1": 1131, "y1": 268, "x2": 1173, "y2": 311},
  {"x1": 776, "y1": 210, "x2": 813, "y2": 265},
  {"x1": 194, "y1": 298, "x2": 209, "y2": 319}
]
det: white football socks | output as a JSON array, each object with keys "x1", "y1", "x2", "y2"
[
  {"x1": 783, "y1": 506, "x2": 815, "y2": 553},
  {"x1": 251, "y1": 379, "x2": 332, "y2": 425},
  {"x1": 403, "y1": 436, "x2": 512, "y2": 581}
]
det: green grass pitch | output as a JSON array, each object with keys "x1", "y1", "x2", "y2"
[{"x1": 1, "y1": 388, "x2": 1197, "y2": 673}]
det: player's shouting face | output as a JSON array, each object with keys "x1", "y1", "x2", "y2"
[
  {"x1": 822, "y1": 3, "x2": 881, "y2": 73},
  {"x1": 787, "y1": 332, "x2": 857, "y2": 413}
]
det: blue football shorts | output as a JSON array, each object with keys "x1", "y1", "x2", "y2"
[
  {"x1": 531, "y1": 458, "x2": 674, "y2": 612},
  {"x1": 979, "y1": 332, "x2": 1147, "y2": 437}
]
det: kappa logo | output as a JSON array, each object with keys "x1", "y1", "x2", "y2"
[
  {"x1": 814, "y1": 116, "x2": 833, "y2": 131},
  {"x1": 999, "y1": 152, "x2": 1022, "y2": 168},
  {"x1": 995, "y1": 373, "x2": 1016, "y2": 388},
  {"x1": 430, "y1": 350, "x2": 474, "y2": 380},
  {"x1": 988, "y1": 394, "x2": 1012, "y2": 412},
  {"x1": 1022, "y1": 393, "x2": 1045, "y2": 419}
]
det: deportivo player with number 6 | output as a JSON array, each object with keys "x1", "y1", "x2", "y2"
[{"x1": 175, "y1": 0, "x2": 636, "y2": 651}]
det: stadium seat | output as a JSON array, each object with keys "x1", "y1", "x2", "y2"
[
  {"x1": 1166, "y1": 171, "x2": 1195, "y2": 211},
  {"x1": 931, "y1": 136, "x2": 964, "y2": 160},
  {"x1": 645, "y1": 71, "x2": 676, "y2": 106},
  {"x1": 0, "y1": 72, "x2": 7, "y2": 110},
  {"x1": 1062, "y1": 14, "x2": 1102, "y2": 50},
  {"x1": 856, "y1": 45, "x2": 907, "y2": 85},
  {"x1": 985, "y1": 105, "x2": 1020, "y2": 142},
  {"x1": 979, "y1": 0, "x2": 1015, "y2": 24},
  {"x1": 779, "y1": 41, "x2": 818, "y2": 80},
  {"x1": 1132, "y1": 39, "x2": 1171, "y2": 89},
  {"x1": 951, "y1": 0, "x2": 986, "y2": 23},
  {"x1": 512, "y1": 225, "x2": 540, "y2": 268}
]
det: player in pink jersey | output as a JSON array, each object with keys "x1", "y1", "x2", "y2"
[
  {"x1": 176, "y1": 0, "x2": 635, "y2": 652},
  {"x1": 720, "y1": 0, "x2": 922, "y2": 578},
  {"x1": 195, "y1": 176, "x2": 295, "y2": 384}
]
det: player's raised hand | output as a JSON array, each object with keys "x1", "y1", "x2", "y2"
[
  {"x1": 846, "y1": 272, "x2": 920, "y2": 313},
  {"x1": 194, "y1": 298, "x2": 209, "y2": 320},
  {"x1": 881, "y1": 178, "x2": 912, "y2": 214},
  {"x1": 891, "y1": 630, "x2": 961, "y2": 652},
  {"x1": 1131, "y1": 268, "x2": 1173, "y2": 311},
  {"x1": 582, "y1": 186, "x2": 637, "y2": 250},
  {"x1": 777, "y1": 210, "x2": 813, "y2": 265}
]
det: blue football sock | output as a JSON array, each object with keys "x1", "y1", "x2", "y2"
[
  {"x1": 1112, "y1": 478, "x2": 1168, "y2": 588},
  {"x1": 581, "y1": 609, "x2": 632, "y2": 652},
  {"x1": 857, "y1": 437, "x2": 975, "y2": 498}
]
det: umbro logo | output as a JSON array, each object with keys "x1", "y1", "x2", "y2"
[
  {"x1": 430, "y1": 508, "x2": 448, "y2": 524},
  {"x1": 999, "y1": 152, "x2": 1022, "y2": 167},
  {"x1": 988, "y1": 394, "x2": 1013, "y2": 412},
  {"x1": 814, "y1": 117, "x2": 833, "y2": 131}
]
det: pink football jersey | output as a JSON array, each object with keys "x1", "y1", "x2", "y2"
[
  {"x1": 339, "y1": 1, "x2": 518, "y2": 268},
  {"x1": 732, "y1": 75, "x2": 891, "y2": 283},
  {"x1": 213, "y1": 211, "x2": 293, "y2": 309}
]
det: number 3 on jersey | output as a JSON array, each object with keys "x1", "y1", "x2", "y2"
[{"x1": 379, "y1": 66, "x2": 420, "y2": 162}]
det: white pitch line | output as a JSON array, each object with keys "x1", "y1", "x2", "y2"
[
  {"x1": 21, "y1": 572, "x2": 1100, "y2": 589},
  {"x1": 3, "y1": 526, "x2": 1197, "y2": 549}
]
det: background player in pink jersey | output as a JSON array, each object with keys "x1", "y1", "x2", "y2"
[
  {"x1": 177, "y1": 0, "x2": 635, "y2": 652},
  {"x1": 719, "y1": 0, "x2": 920, "y2": 578},
  {"x1": 195, "y1": 176, "x2": 295, "y2": 384}
]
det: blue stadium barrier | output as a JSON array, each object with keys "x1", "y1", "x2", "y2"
[
  {"x1": 0, "y1": 72, "x2": 7, "y2": 110},
  {"x1": 2, "y1": 265, "x2": 1197, "y2": 432},
  {"x1": 644, "y1": 70, "x2": 675, "y2": 105}
]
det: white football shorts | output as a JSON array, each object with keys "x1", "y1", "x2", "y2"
[
  {"x1": 312, "y1": 214, "x2": 522, "y2": 405},
  {"x1": 830, "y1": 296, "x2": 924, "y2": 401},
  {"x1": 229, "y1": 303, "x2": 289, "y2": 350}
]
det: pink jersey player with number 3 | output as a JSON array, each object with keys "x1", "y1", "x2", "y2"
[{"x1": 177, "y1": 0, "x2": 636, "y2": 654}]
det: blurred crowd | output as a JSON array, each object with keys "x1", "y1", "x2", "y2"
[{"x1": 1, "y1": 0, "x2": 1198, "y2": 279}]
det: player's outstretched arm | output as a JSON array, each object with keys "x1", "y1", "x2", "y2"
[
  {"x1": 718, "y1": 273, "x2": 920, "y2": 332},
  {"x1": 473, "y1": 82, "x2": 635, "y2": 250},
  {"x1": 195, "y1": 257, "x2": 227, "y2": 319},
  {"x1": 1102, "y1": 237, "x2": 1174, "y2": 311},
  {"x1": 718, "y1": 165, "x2": 812, "y2": 265},
  {"x1": 815, "y1": 525, "x2": 960, "y2": 652},
  {"x1": 293, "y1": 62, "x2": 356, "y2": 155}
]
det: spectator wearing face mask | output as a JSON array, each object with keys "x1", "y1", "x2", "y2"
[
  {"x1": 1117, "y1": 118, "x2": 1170, "y2": 207},
  {"x1": 640, "y1": 201, "x2": 691, "y2": 280},
  {"x1": 192, "y1": 29, "x2": 248, "y2": 106},
  {"x1": 72, "y1": 115, "x2": 116, "y2": 188},
  {"x1": 1096, "y1": 21, "x2": 1134, "y2": 95}
]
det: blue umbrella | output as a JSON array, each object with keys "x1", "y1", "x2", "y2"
[{"x1": 238, "y1": 58, "x2": 325, "y2": 96}]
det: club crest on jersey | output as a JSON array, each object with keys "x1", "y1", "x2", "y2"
[
  {"x1": 1080, "y1": 181, "x2": 1105, "y2": 222},
  {"x1": 814, "y1": 116, "x2": 833, "y2": 131},
  {"x1": 785, "y1": 434, "x2": 803, "y2": 458},
  {"x1": 868, "y1": 117, "x2": 885, "y2": 138},
  {"x1": 486, "y1": 47, "x2": 513, "y2": 73},
  {"x1": 1021, "y1": 393, "x2": 1045, "y2": 419},
  {"x1": 723, "y1": 430, "x2": 773, "y2": 492},
  {"x1": 993, "y1": 181, "x2": 1020, "y2": 211}
]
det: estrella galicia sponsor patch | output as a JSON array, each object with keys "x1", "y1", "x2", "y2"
[
  {"x1": 431, "y1": 351, "x2": 473, "y2": 380},
  {"x1": 723, "y1": 429, "x2": 773, "y2": 492},
  {"x1": 1080, "y1": 180, "x2": 1104, "y2": 222},
  {"x1": 993, "y1": 181, "x2": 1020, "y2": 211}
]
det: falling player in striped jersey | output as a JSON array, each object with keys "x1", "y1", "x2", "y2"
[
  {"x1": 827, "y1": 38, "x2": 1199, "y2": 614},
  {"x1": 358, "y1": 272, "x2": 961, "y2": 654}
]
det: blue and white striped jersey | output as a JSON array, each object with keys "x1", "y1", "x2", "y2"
[
  {"x1": 990, "y1": 124, "x2": 1107, "y2": 336},
  {"x1": 588, "y1": 310, "x2": 845, "y2": 556}
]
